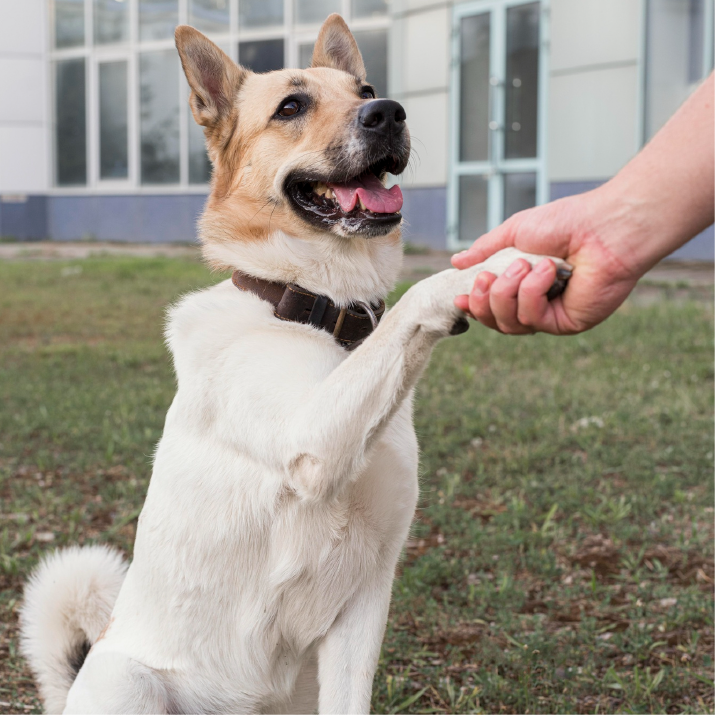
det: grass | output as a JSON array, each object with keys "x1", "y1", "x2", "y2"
[{"x1": 0, "y1": 256, "x2": 713, "y2": 714}]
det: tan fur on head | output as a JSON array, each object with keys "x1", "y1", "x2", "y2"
[{"x1": 174, "y1": 15, "x2": 410, "y2": 270}]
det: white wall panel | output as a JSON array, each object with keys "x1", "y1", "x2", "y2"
[
  {"x1": 0, "y1": 58, "x2": 46, "y2": 123},
  {"x1": 0, "y1": 126, "x2": 48, "y2": 193},
  {"x1": 401, "y1": 93, "x2": 449, "y2": 186},
  {"x1": 0, "y1": 0, "x2": 46, "y2": 55},
  {"x1": 549, "y1": 65, "x2": 639, "y2": 181},
  {"x1": 550, "y1": 0, "x2": 641, "y2": 72},
  {"x1": 403, "y1": 8, "x2": 450, "y2": 94}
]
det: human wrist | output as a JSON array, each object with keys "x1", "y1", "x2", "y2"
[{"x1": 592, "y1": 176, "x2": 682, "y2": 278}]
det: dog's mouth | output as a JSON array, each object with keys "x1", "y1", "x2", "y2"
[{"x1": 285, "y1": 156, "x2": 404, "y2": 237}]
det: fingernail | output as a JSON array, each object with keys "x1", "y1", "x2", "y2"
[
  {"x1": 475, "y1": 274, "x2": 490, "y2": 294},
  {"x1": 505, "y1": 260, "x2": 527, "y2": 278},
  {"x1": 536, "y1": 259, "x2": 552, "y2": 273}
]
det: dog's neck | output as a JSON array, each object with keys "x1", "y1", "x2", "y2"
[{"x1": 202, "y1": 230, "x2": 403, "y2": 307}]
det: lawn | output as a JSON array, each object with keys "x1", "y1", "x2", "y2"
[{"x1": 0, "y1": 256, "x2": 713, "y2": 714}]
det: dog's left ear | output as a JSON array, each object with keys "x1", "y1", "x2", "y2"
[
  {"x1": 311, "y1": 14, "x2": 366, "y2": 80},
  {"x1": 175, "y1": 25, "x2": 247, "y2": 129}
]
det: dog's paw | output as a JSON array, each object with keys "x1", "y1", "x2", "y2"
[
  {"x1": 449, "y1": 316, "x2": 470, "y2": 336},
  {"x1": 456, "y1": 248, "x2": 572, "y2": 298}
]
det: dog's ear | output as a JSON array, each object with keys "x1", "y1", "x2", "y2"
[
  {"x1": 175, "y1": 25, "x2": 247, "y2": 128},
  {"x1": 311, "y1": 14, "x2": 366, "y2": 80}
]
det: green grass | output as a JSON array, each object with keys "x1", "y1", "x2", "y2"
[{"x1": 0, "y1": 257, "x2": 713, "y2": 714}]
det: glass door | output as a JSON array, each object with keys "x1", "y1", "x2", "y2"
[{"x1": 448, "y1": 0, "x2": 548, "y2": 248}]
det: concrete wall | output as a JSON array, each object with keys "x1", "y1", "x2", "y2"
[
  {"x1": 548, "y1": 0, "x2": 642, "y2": 182},
  {"x1": 0, "y1": 0, "x2": 50, "y2": 194}
]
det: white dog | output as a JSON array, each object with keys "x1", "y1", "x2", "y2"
[{"x1": 21, "y1": 15, "x2": 569, "y2": 714}]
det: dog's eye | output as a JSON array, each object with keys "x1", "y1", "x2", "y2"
[
  {"x1": 360, "y1": 87, "x2": 375, "y2": 100},
  {"x1": 278, "y1": 99, "x2": 301, "y2": 117}
]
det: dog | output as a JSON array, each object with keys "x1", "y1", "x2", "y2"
[{"x1": 20, "y1": 14, "x2": 570, "y2": 714}]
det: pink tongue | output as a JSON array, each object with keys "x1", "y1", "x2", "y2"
[{"x1": 328, "y1": 173, "x2": 403, "y2": 214}]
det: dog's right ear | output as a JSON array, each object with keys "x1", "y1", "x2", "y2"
[{"x1": 175, "y1": 26, "x2": 246, "y2": 128}]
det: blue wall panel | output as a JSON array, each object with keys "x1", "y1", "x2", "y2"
[
  {"x1": 47, "y1": 194, "x2": 208, "y2": 243},
  {"x1": 400, "y1": 186, "x2": 447, "y2": 250},
  {"x1": 0, "y1": 196, "x2": 48, "y2": 241}
]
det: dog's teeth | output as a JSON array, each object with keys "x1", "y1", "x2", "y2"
[
  {"x1": 325, "y1": 188, "x2": 334, "y2": 200},
  {"x1": 358, "y1": 196, "x2": 366, "y2": 211},
  {"x1": 314, "y1": 182, "x2": 328, "y2": 196}
]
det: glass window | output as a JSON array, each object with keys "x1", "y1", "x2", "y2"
[
  {"x1": 55, "y1": 59, "x2": 87, "y2": 186},
  {"x1": 55, "y1": 0, "x2": 85, "y2": 48},
  {"x1": 239, "y1": 39, "x2": 284, "y2": 72},
  {"x1": 140, "y1": 50, "x2": 180, "y2": 184},
  {"x1": 645, "y1": 0, "x2": 714, "y2": 141},
  {"x1": 298, "y1": 43, "x2": 314, "y2": 69},
  {"x1": 353, "y1": 30, "x2": 388, "y2": 98},
  {"x1": 295, "y1": 0, "x2": 341, "y2": 25},
  {"x1": 503, "y1": 172, "x2": 536, "y2": 220},
  {"x1": 239, "y1": 0, "x2": 283, "y2": 28},
  {"x1": 99, "y1": 61, "x2": 128, "y2": 179},
  {"x1": 189, "y1": 0, "x2": 230, "y2": 35},
  {"x1": 139, "y1": 0, "x2": 179, "y2": 41},
  {"x1": 94, "y1": 0, "x2": 129, "y2": 44},
  {"x1": 352, "y1": 0, "x2": 388, "y2": 19},
  {"x1": 504, "y1": 2, "x2": 539, "y2": 160},
  {"x1": 458, "y1": 175, "x2": 488, "y2": 243},
  {"x1": 459, "y1": 13, "x2": 491, "y2": 162},
  {"x1": 189, "y1": 118, "x2": 211, "y2": 184}
]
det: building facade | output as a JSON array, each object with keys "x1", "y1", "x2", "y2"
[{"x1": 0, "y1": 0, "x2": 713, "y2": 258}]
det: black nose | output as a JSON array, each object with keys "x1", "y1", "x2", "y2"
[{"x1": 358, "y1": 99, "x2": 406, "y2": 136}]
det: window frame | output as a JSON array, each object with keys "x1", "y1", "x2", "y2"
[
  {"x1": 447, "y1": 0, "x2": 550, "y2": 250},
  {"x1": 48, "y1": 0, "x2": 390, "y2": 194}
]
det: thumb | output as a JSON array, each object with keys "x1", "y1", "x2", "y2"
[{"x1": 451, "y1": 219, "x2": 518, "y2": 269}]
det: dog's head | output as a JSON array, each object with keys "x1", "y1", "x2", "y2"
[{"x1": 176, "y1": 15, "x2": 410, "y2": 247}]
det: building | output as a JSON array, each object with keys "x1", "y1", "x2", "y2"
[{"x1": 0, "y1": 0, "x2": 713, "y2": 258}]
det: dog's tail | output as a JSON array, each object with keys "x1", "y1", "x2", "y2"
[{"x1": 20, "y1": 545, "x2": 127, "y2": 713}]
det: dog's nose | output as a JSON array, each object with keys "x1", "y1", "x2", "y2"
[{"x1": 358, "y1": 99, "x2": 406, "y2": 136}]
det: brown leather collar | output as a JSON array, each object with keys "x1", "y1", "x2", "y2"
[{"x1": 232, "y1": 270, "x2": 385, "y2": 351}]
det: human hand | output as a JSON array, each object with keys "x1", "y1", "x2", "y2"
[{"x1": 450, "y1": 187, "x2": 646, "y2": 335}]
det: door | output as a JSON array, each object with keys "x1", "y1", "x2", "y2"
[{"x1": 448, "y1": 0, "x2": 548, "y2": 249}]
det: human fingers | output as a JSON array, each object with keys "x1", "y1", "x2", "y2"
[
  {"x1": 487, "y1": 259, "x2": 536, "y2": 334},
  {"x1": 463, "y1": 272, "x2": 500, "y2": 330},
  {"x1": 513, "y1": 259, "x2": 561, "y2": 332},
  {"x1": 451, "y1": 221, "x2": 516, "y2": 269}
]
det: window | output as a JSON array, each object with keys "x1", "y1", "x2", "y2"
[
  {"x1": 644, "y1": 0, "x2": 715, "y2": 141},
  {"x1": 240, "y1": 0, "x2": 283, "y2": 28},
  {"x1": 140, "y1": 50, "x2": 180, "y2": 184},
  {"x1": 352, "y1": 0, "x2": 388, "y2": 19},
  {"x1": 56, "y1": 59, "x2": 87, "y2": 185},
  {"x1": 99, "y1": 61, "x2": 129, "y2": 179},
  {"x1": 354, "y1": 30, "x2": 388, "y2": 98},
  {"x1": 139, "y1": 0, "x2": 179, "y2": 41},
  {"x1": 239, "y1": 39, "x2": 285, "y2": 73},
  {"x1": 298, "y1": 42, "x2": 314, "y2": 68},
  {"x1": 94, "y1": 0, "x2": 129, "y2": 44},
  {"x1": 189, "y1": 0, "x2": 230, "y2": 35},
  {"x1": 50, "y1": 0, "x2": 390, "y2": 190},
  {"x1": 449, "y1": 1, "x2": 547, "y2": 248},
  {"x1": 55, "y1": 0, "x2": 85, "y2": 48},
  {"x1": 295, "y1": 0, "x2": 341, "y2": 25}
]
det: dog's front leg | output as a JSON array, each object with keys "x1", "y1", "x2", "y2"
[
  {"x1": 317, "y1": 574, "x2": 394, "y2": 714},
  {"x1": 286, "y1": 248, "x2": 569, "y2": 503}
]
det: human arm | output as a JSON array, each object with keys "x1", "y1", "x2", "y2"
[{"x1": 451, "y1": 72, "x2": 715, "y2": 335}]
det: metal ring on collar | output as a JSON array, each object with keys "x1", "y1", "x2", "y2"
[{"x1": 354, "y1": 300, "x2": 379, "y2": 331}]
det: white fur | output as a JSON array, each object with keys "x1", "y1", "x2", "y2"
[
  {"x1": 22, "y1": 227, "x2": 565, "y2": 713},
  {"x1": 20, "y1": 546, "x2": 127, "y2": 713}
]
